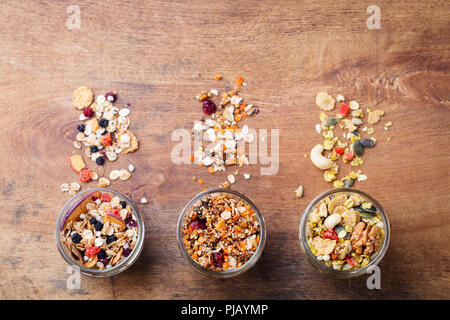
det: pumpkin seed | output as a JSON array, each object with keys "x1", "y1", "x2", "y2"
[
  {"x1": 360, "y1": 139, "x2": 376, "y2": 148},
  {"x1": 344, "y1": 178, "x2": 355, "y2": 187},
  {"x1": 326, "y1": 117, "x2": 338, "y2": 127},
  {"x1": 356, "y1": 211, "x2": 375, "y2": 219},
  {"x1": 354, "y1": 205, "x2": 376, "y2": 215},
  {"x1": 335, "y1": 225, "x2": 347, "y2": 238},
  {"x1": 352, "y1": 141, "x2": 364, "y2": 156}
]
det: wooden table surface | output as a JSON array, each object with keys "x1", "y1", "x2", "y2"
[{"x1": 0, "y1": 0, "x2": 449, "y2": 300}]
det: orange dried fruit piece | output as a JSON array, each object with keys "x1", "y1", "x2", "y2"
[
  {"x1": 236, "y1": 76, "x2": 244, "y2": 86},
  {"x1": 69, "y1": 155, "x2": 85, "y2": 173},
  {"x1": 215, "y1": 74, "x2": 222, "y2": 80}
]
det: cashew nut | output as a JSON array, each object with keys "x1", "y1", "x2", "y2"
[
  {"x1": 323, "y1": 213, "x2": 341, "y2": 230},
  {"x1": 310, "y1": 144, "x2": 334, "y2": 170}
]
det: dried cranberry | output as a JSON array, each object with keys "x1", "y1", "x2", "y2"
[
  {"x1": 105, "y1": 91, "x2": 116, "y2": 102},
  {"x1": 202, "y1": 100, "x2": 216, "y2": 115},
  {"x1": 125, "y1": 215, "x2": 137, "y2": 227},
  {"x1": 190, "y1": 218, "x2": 206, "y2": 230},
  {"x1": 212, "y1": 251, "x2": 224, "y2": 267},
  {"x1": 122, "y1": 248, "x2": 132, "y2": 257},
  {"x1": 98, "y1": 258, "x2": 110, "y2": 266},
  {"x1": 127, "y1": 220, "x2": 137, "y2": 228},
  {"x1": 83, "y1": 107, "x2": 94, "y2": 118}
]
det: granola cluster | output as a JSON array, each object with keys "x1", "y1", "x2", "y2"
[
  {"x1": 182, "y1": 193, "x2": 261, "y2": 271},
  {"x1": 192, "y1": 76, "x2": 258, "y2": 189},
  {"x1": 310, "y1": 92, "x2": 394, "y2": 187},
  {"x1": 60, "y1": 191, "x2": 138, "y2": 270},
  {"x1": 66, "y1": 87, "x2": 139, "y2": 194},
  {"x1": 306, "y1": 192, "x2": 385, "y2": 271}
]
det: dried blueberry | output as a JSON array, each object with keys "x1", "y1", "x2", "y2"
[
  {"x1": 97, "y1": 250, "x2": 107, "y2": 259},
  {"x1": 120, "y1": 201, "x2": 127, "y2": 209},
  {"x1": 106, "y1": 235, "x2": 116, "y2": 244},
  {"x1": 202, "y1": 100, "x2": 216, "y2": 115},
  {"x1": 94, "y1": 221, "x2": 103, "y2": 231},
  {"x1": 71, "y1": 232, "x2": 82, "y2": 243},
  {"x1": 99, "y1": 119, "x2": 108, "y2": 127},
  {"x1": 95, "y1": 156, "x2": 105, "y2": 165},
  {"x1": 90, "y1": 145, "x2": 99, "y2": 153},
  {"x1": 89, "y1": 217, "x2": 97, "y2": 225},
  {"x1": 77, "y1": 124, "x2": 85, "y2": 132}
]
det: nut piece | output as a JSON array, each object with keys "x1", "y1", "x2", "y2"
[
  {"x1": 316, "y1": 92, "x2": 335, "y2": 111},
  {"x1": 72, "y1": 86, "x2": 94, "y2": 110},
  {"x1": 323, "y1": 213, "x2": 342, "y2": 230},
  {"x1": 310, "y1": 144, "x2": 334, "y2": 170},
  {"x1": 295, "y1": 185, "x2": 304, "y2": 198}
]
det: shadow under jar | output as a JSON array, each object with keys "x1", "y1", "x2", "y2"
[
  {"x1": 299, "y1": 188, "x2": 390, "y2": 279},
  {"x1": 177, "y1": 188, "x2": 266, "y2": 278},
  {"x1": 56, "y1": 188, "x2": 145, "y2": 277}
]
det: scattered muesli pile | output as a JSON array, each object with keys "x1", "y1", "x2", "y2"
[
  {"x1": 191, "y1": 76, "x2": 257, "y2": 189},
  {"x1": 60, "y1": 190, "x2": 138, "y2": 270},
  {"x1": 62, "y1": 87, "x2": 139, "y2": 194},
  {"x1": 309, "y1": 92, "x2": 393, "y2": 188},
  {"x1": 306, "y1": 191, "x2": 385, "y2": 271},
  {"x1": 182, "y1": 193, "x2": 261, "y2": 271}
]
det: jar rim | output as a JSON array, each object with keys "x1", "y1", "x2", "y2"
[
  {"x1": 55, "y1": 187, "x2": 145, "y2": 277},
  {"x1": 299, "y1": 187, "x2": 390, "y2": 278},
  {"x1": 177, "y1": 188, "x2": 266, "y2": 278}
]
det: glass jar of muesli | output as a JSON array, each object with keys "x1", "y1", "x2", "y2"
[
  {"x1": 299, "y1": 188, "x2": 390, "y2": 279},
  {"x1": 56, "y1": 188, "x2": 145, "y2": 277},
  {"x1": 177, "y1": 188, "x2": 266, "y2": 278}
]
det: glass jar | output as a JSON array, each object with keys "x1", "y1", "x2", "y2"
[
  {"x1": 177, "y1": 188, "x2": 266, "y2": 278},
  {"x1": 55, "y1": 188, "x2": 145, "y2": 277},
  {"x1": 299, "y1": 188, "x2": 390, "y2": 278}
]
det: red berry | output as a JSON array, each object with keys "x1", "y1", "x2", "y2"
[
  {"x1": 85, "y1": 245, "x2": 101, "y2": 258},
  {"x1": 323, "y1": 230, "x2": 338, "y2": 241},
  {"x1": 339, "y1": 103, "x2": 350, "y2": 116},
  {"x1": 202, "y1": 100, "x2": 216, "y2": 115},
  {"x1": 105, "y1": 91, "x2": 116, "y2": 102},
  {"x1": 343, "y1": 152, "x2": 354, "y2": 162},
  {"x1": 334, "y1": 147, "x2": 345, "y2": 155},
  {"x1": 83, "y1": 107, "x2": 94, "y2": 118},
  {"x1": 78, "y1": 168, "x2": 92, "y2": 183},
  {"x1": 101, "y1": 193, "x2": 111, "y2": 202}
]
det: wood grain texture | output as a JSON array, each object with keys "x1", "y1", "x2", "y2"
[{"x1": 0, "y1": 0, "x2": 449, "y2": 299}]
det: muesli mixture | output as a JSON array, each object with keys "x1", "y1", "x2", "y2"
[
  {"x1": 63, "y1": 87, "x2": 139, "y2": 194},
  {"x1": 60, "y1": 190, "x2": 138, "y2": 270},
  {"x1": 306, "y1": 191, "x2": 385, "y2": 271},
  {"x1": 182, "y1": 193, "x2": 261, "y2": 271},
  {"x1": 309, "y1": 92, "x2": 394, "y2": 188},
  {"x1": 191, "y1": 76, "x2": 258, "y2": 189}
]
